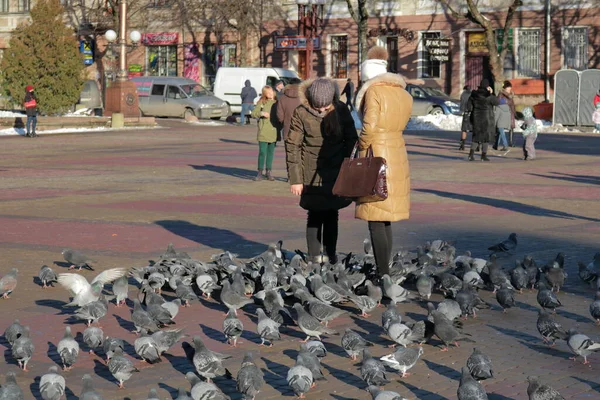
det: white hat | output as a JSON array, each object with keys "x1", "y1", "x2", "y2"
[{"x1": 361, "y1": 59, "x2": 388, "y2": 82}]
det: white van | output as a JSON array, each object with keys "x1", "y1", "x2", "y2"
[{"x1": 213, "y1": 68, "x2": 302, "y2": 114}]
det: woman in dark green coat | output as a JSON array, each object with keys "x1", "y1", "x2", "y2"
[
  {"x1": 251, "y1": 86, "x2": 278, "y2": 181},
  {"x1": 285, "y1": 78, "x2": 358, "y2": 264}
]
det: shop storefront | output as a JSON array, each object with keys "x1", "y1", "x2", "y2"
[
  {"x1": 202, "y1": 43, "x2": 237, "y2": 87},
  {"x1": 142, "y1": 32, "x2": 179, "y2": 77}
]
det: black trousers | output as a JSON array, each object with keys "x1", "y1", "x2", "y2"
[
  {"x1": 368, "y1": 221, "x2": 392, "y2": 276},
  {"x1": 306, "y1": 210, "x2": 339, "y2": 262},
  {"x1": 470, "y1": 141, "x2": 489, "y2": 153}
]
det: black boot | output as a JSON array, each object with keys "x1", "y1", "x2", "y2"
[
  {"x1": 468, "y1": 149, "x2": 475, "y2": 161},
  {"x1": 481, "y1": 152, "x2": 490, "y2": 161},
  {"x1": 254, "y1": 170, "x2": 263, "y2": 181},
  {"x1": 458, "y1": 139, "x2": 465, "y2": 151}
]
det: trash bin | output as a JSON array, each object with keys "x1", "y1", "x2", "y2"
[{"x1": 533, "y1": 102, "x2": 553, "y2": 121}]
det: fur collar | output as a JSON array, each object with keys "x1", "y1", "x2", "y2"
[
  {"x1": 354, "y1": 73, "x2": 407, "y2": 111},
  {"x1": 298, "y1": 78, "x2": 340, "y2": 118}
]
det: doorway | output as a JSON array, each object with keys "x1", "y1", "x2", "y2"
[{"x1": 465, "y1": 56, "x2": 494, "y2": 89}]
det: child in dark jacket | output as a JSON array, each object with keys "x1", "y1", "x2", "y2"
[{"x1": 521, "y1": 107, "x2": 538, "y2": 160}]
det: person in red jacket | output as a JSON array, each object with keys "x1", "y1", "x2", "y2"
[{"x1": 23, "y1": 85, "x2": 38, "y2": 138}]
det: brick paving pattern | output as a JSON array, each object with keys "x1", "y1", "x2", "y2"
[{"x1": 0, "y1": 120, "x2": 599, "y2": 399}]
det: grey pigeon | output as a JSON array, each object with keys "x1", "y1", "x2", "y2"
[
  {"x1": 348, "y1": 292, "x2": 378, "y2": 317},
  {"x1": 80, "y1": 374, "x2": 104, "y2": 400},
  {"x1": 4, "y1": 319, "x2": 24, "y2": 346},
  {"x1": 175, "y1": 279, "x2": 198, "y2": 306},
  {"x1": 62, "y1": 248, "x2": 96, "y2": 270},
  {"x1": 579, "y1": 257, "x2": 599, "y2": 284},
  {"x1": 456, "y1": 283, "x2": 489, "y2": 319},
  {"x1": 416, "y1": 274, "x2": 434, "y2": 299},
  {"x1": 386, "y1": 317, "x2": 425, "y2": 348},
  {"x1": 382, "y1": 304, "x2": 401, "y2": 331},
  {"x1": 366, "y1": 386, "x2": 407, "y2": 400},
  {"x1": 360, "y1": 349, "x2": 390, "y2": 387},
  {"x1": 297, "y1": 345, "x2": 326, "y2": 382},
  {"x1": 256, "y1": 308, "x2": 281, "y2": 347},
  {"x1": 107, "y1": 347, "x2": 139, "y2": 388},
  {"x1": 185, "y1": 371, "x2": 231, "y2": 400},
  {"x1": 537, "y1": 282, "x2": 562, "y2": 312},
  {"x1": 39, "y1": 366, "x2": 66, "y2": 400},
  {"x1": 147, "y1": 302, "x2": 175, "y2": 326},
  {"x1": 0, "y1": 268, "x2": 18, "y2": 298},
  {"x1": 430, "y1": 310, "x2": 474, "y2": 350},
  {"x1": 236, "y1": 352, "x2": 264, "y2": 400},
  {"x1": 487, "y1": 259, "x2": 514, "y2": 293},
  {"x1": 103, "y1": 336, "x2": 124, "y2": 361},
  {"x1": 544, "y1": 264, "x2": 567, "y2": 293},
  {"x1": 342, "y1": 328, "x2": 373, "y2": 360},
  {"x1": 220, "y1": 281, "x2": 253, "y2": 315},
  {"x1": 39, "y1": 265, "x2": 58, "y2": 288},
  {"x1": 131, "y1": 299, "x2": 160, "y2": 333},
  {"x1": 380, "y1": 346, "x2": 423, "y2": 377},
  {"x1": 162, "y1": 298, "x2": 183, "y2": 319},
  {"x1": 462, "y1": 266, "x2": 485, "y2": 289},
  {"x1": 590, "y1": 291, "x2": 600, "y2": 324},
  {"x1": 427, "y1": 301, "x2": 461, "y2": 324},
  {"x1": 306, "y1": 297, "x2": 347, "y2": 326},
  {"x1": 146, "y1": 388, "x2": 160, "y2": 399},
  {"x1": 382, "y1": 274, "x2": 412, "y2": 304},
  {"x1": 523, "y1": 256, "x2": 539, "y2": 289},
  {"x1": 527, "y1": 376, "x2": 564, "y2": 400},
  {"x1": 437, "y1": 272, "x2": 463, "y2": 298},
  {"x1": 174, "y1": 387, "x2": 193, "y2": 400},
  {"x1": 83, "y1": 326, "x2": 104, "y2": 354},
  {"x1": 304, "y1": 340, "x2": 327, "y2": 358},
  {"x1": 466, "y1": 348, "x2": 493, "y2": 380},
  {"x1": 134, "y1": 330, "x2": 161, "y2": 363},
  {"x1": 12, "y1": 325, "x2": 34, "y2": 371},
  {"x1": 311, "y1": 275, "x2": 347, "y2": 304},
  {"x1": 287, "y1": 362, "x2": 313, "y2": 398},
  {"x1": 365, "y1": 280, "x2": 383, "y2": 306},
  {"x1": 495, "y1": 285, "x2": 516, "y2": 312},
  {"x1": 196, "y1": 274, "x2": 220, "y2": 299},
  {"x1": 152, "y1": 328, "x2": 186, "y2": 355},
  {"x1": 488, "y1": 233, "x2": 517, "y2": 255},
  {"x1": 0, "y1": 372, "x2": 24, "y2": 400},
  {"x1": 74, "y1": 295, "x2": 109, "y2": 326},
  {"x1": 191, "y1": 336, "x2": 233, "y2": 383},
  {"x1": 293, "y1": 303, "x2": 338, "y2": 341},
  {"x1": 536, "y1": 309, "x2": 568, "y2": 346},
  {"x1": 58, "y1": 267, "x2": 126, "y2": 307},
  {"x1": 510, "y1": 262, "x2": 529, "y2": 293},
  {"x1": 566, "y1": 328, "x2": 600, "y2": 364},
  {"x1": 223, "y1": 308, "x2": 244, "y2": 347},
  {"x1": 57, "y1": 326, "x2": 79, "y2": 371},
  {"x1": 261, "y1": 264, "x2": 278, "y2": 290},
  {"x1": 112, "y1": 275, "x2": 129, "y2": 307},
  {"x1": 457, "y1": 366, "x2": 488, "y2": 400},
  {"x1": 148, "y1": 272, "x2": 166, "y2": 294}
]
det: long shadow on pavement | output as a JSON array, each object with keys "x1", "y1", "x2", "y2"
[
  {"x1": 154, "y1": 220, "x2": 268, "y2": 258},
  {"x1": 321, "y1": 361, "x2": 364, "y2": 390},
  {"x1": 571, "y1": 376, "x2": 600, "y2": 393},
  {"x1": 189, "y1": 164, "x2": 287, "y2": 182},
  {"x1": 528, "y1": 172, "x2": 600, "y2": 186},
  {"x1": 423, "y1": 358, "x2": 461, "y2": 381},
  {"x1": 402, "y1": 381, "x2": 447, "y2": 400},
  {"x1": 487, "y1": 324, "x2": 540, "y2": 343}
]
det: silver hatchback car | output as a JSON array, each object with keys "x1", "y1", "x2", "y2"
[{"x1": 132, "y1": 77, "x2": 231, "y2": 120}]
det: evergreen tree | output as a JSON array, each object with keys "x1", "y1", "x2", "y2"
[{"x1": 0, "y1": 0, "x2": 85, "y2": 115}]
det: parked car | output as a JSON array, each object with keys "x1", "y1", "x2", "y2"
[
  {"x1": 131, "y1": 77, "x2": 230, "y2": 120},
  {"x1": 405, "y1": 84, "x2": 461, "y2": 116},
  {"x1": 213, "y1": 67, "x2": 301, "y2": 114}
]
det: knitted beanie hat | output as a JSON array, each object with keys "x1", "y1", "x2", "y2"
[{"x1": 307, "y1": 78, "x2": 336, "y2": 109}]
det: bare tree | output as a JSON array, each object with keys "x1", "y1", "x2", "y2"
[
  {"x1": 344, "y1": 0, "x2": 369, "y2": 63},
  {"x1": 435, "y1": 0, "x2": 523, "y2": 84}
]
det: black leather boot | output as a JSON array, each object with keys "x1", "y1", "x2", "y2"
[
  {"x1": 468, "y1": 149, "x2": 475, "y2": 161},
  {"x1": 481, "y1": 152, "x2": 490, "y2": 161},
  {"x1": 458, "y1": 139, "x2": 465, "y2": 150}
]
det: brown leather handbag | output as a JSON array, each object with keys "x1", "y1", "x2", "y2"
[{"x1": 333, "y1": 143, "x2": 388, "y2": 203}]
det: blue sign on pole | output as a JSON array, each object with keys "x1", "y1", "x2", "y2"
[{"x1": 80, "y1": 40, "x2": 94, "y2": 65}]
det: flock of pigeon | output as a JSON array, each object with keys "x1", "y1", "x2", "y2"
[{"x1": 0, "y1": 234, "x2": 599, "y2": 399}]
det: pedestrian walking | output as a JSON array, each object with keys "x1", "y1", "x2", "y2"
[
  {"x1": 521, "y1": 106, "x2": 538, "y2": 160},
  {"x1": 593, "y1": 103, "x2": 600, "y2": 133},
  {"x1": 354, "y1": 46, "x2": 413, "y2": 278},
  {"x1": 458, "y1": 85, "x2": 472, "y2": 150},
  {"x1": 467, "y1": 79, "x2": 499, "y2": 161},
  {"x1": 274, "y1": 80, "x2": 285, "y2": 100},
  {"x1": 498, "y1": 81, "x2": 517, "y2": 147},
  {"x1": 285, "y1": 78, "x2": 357, "y2": 264},
  {"x1": 251, "y1": 86, "x2": 277, "y2": 181},
  {"x1": 240, "y1": 80, "x2": 257, "y2": 126},
  {"x1": 23, "y1": 85, "x2": 38, "y2": 138},
  {"x1": 276, "y1": 83, "x2": 301, "y2": 141},
  {"x1": 494, "y1": 98, "x2": 511, "y2": 152},
  {"x1": 342, "y1": 78, "x2": 355, "y2": 109}
]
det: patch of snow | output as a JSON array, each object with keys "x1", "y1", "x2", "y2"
[
  {"x1": 64, "y1": 108, "x2": 95, "y2": 117},
  {"x1": 187, "y1": 120, "x2": 227, "y2": 126},
  {"x1": 0, "y1": 126, "x2": 153, "y2": 137},
  {"x1": 0, "y1": 110, "x2": 25, "y2": 118}
]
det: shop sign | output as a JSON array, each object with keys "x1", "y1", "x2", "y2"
[
  {"x1": 79, "y1": 40, "x2": 94, "y2": 65},
  {"x1": 274, "y1": 36, "x2": 321, "y2": 51},
  {"x1": 467, "y1": 32, "x2": 488, "y2": 54},
  {"x1": 424, "y1": 38, "x2": 450, "y2": 62},
  {"x1": 142, "y1": 32, "x2": 179, "y2": 46},
  {"x1": 368, "y1": 27, "x2": 415, "y2": 42},
  {"x1": 128, "y1": 64, "x2": 143, "y2": 79}
]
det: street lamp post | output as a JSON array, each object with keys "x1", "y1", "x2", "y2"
[
  {"x1": 296, "y1": 0, "x2": 325, "y2": 79},
  {"x1": 103, "y1": 0, "x2": 141, "y2": 118}
]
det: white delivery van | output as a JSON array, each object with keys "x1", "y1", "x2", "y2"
[{"x1": 213, "y1": 68, "x2": 302, "y2": 114}]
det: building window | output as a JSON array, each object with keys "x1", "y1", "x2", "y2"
[
  {"x1": 147, "y1": 46, "x2": 177, "y2": 77},
  {"x1": 17, "y1": 0, "x2": 30, "y2": 12},
  {"x1": 0, "y1": 0, "x2": 9, "y2": 13},
  {"x1": 202, "y1": 44, "x2": 237, "y2": 87},
  {"x1": 419, "y1": 32, "x2": 441, "y2": 79},
  {"x1": 562, "y1": 27, "x2": 588, "y2": 70},
  {"x1": 331, "y1": 35, "x2": 348, "y2": 79},
  {"x1": 387, "y1": 37, "x2": 398, "y2": 73},
  {"x1": 517, "y1": 29, "x2": 541, "y2": 78}
]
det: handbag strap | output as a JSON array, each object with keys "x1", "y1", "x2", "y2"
[{"x1": 350, "y1": 143, "x2": 374, "y2": 159}]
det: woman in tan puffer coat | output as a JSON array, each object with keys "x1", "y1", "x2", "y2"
[{"x1": 354, "y1": 46, "x2": 413, "y2": 277}]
